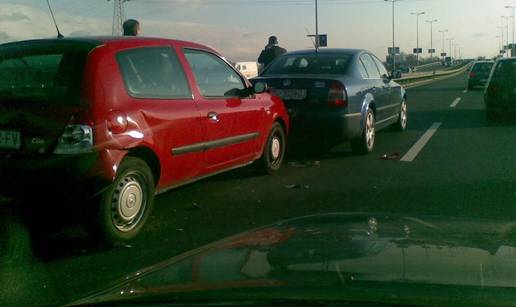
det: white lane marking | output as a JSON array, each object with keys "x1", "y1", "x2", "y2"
[
  {"x1": 450, "y1": 97, "x2": 462, "y2": 108},
  {"x1": 463, "y1": 89, "x2": 468, "y2": 94},
  {"x1": 401, "y1": 122, "x2": 442, "y2": 162}
]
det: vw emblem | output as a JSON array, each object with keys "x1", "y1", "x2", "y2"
[{"x1": 282, "y1": 79, "x2": 292, "y2": 87}]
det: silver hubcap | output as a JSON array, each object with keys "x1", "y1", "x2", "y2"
[
  {"x1": 366, "y1": 112, "x2": 375, "y2": 149},
  {"x1": 401, "y1": 101, "x2": 407, "y2": 128},
  {"x1": 271, "y1": 137, "x2": 281, "y2": 160},
  {"x1": 113, "y1": 177, "x2": 144, "y2": 232}
]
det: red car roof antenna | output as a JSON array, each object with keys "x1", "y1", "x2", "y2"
[{"x1": 46, "y1": 0, "x2": 64, "y2": 39}]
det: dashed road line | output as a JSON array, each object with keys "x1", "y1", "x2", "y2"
[
  {"x1": 401, "y1": 122, "x2": 442, "y2": 162},
  {"x1": 450, "y1": 97, "x2": 462, "y2": 108}
]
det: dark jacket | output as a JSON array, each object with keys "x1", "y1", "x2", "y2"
[{"x1": 258, "y1": 45, "x2": 287, "y2": 68}]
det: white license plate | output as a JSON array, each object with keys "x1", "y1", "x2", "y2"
[
  {"x1": 272, "y1": 89, "x2": 307, "y2": 100},
  {"x1": 0, "y1": 130, "x2": 21, "y2": 149}
]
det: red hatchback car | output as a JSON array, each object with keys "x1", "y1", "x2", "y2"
[{"x1": 0, "y1": 37, "x2": 289, "y2": 243}]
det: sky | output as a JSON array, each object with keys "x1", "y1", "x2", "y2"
[{"x1": 0, "y1": 0, "x2": 514, "y2": 62}]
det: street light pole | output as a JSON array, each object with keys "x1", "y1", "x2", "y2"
[
  {"x1": 502, "y1": 16, "x2": 510, "y2": 57},
  {"x1": 426, "y1": 19, "x2": 437, "y2": 60},
  {"x1": 497, "y1": 35, "x2": 502, "y2": 56},
  {"x1": 507, "y1": 6, "x2": 515, "y2": 56},
  {"x1": 411, "y1": 11, "x2": 425, "y2": 64},
  {"x1": 438, "y1": 29, "x2": 448, "y2": 63},
  {"x1": 385, "y1": 0, "x2": 400, "y2": 75},
  {"x1": 447, "y1": 38, "x2": 454, "y2": 60},
  {"x1": 315, "y1": 0, "x2": 319, "y2": 49},
  {"x1": 498, "y1": 25, "x2": 505, "y2": 57}
]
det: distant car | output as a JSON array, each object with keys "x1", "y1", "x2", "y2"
[
  {"x1": 0, "y1": 37, "x2": 289, "y2": 244},
  {"x1": 235, "y1": 61, "x2": 258, "y2": 79},
  {"x1": 444, "y1": 57, "x2": 452, "y2": 67},
  {"x1": 468, "y1": 60, "x2": 494, "y2": 90},
  {"x1": 484, "y1": 58, "x2": 516, "y2": 119},
  {"x1": 252, "y1": 49, "x2": 407, "y2": 154}
]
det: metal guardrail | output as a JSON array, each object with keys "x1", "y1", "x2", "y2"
[
  {"x1": 413, "y1": 61, "x2": 442, "y2": 72},
  {"x1": 394, "y1": 62, "x2": 472, "y2": 85}
]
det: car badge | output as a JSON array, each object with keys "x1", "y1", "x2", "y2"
[
  {"x1": 282, "y1": 79, "x2": 292, "y2": 87},
  {"x1": 32, "y1": 138, "x2": 45, "y2": 145}
]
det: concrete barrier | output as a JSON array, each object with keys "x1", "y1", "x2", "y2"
[{"x1": 395, "y1": 61, "x2": 472, "y2": 86}]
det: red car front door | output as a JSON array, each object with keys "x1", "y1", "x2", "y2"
[{"x1": 182, "y1": 49, "x2": 264, "y2": 173}]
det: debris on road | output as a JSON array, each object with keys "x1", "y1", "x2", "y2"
[
  {"x1": 380, "y1": 153, "x2": 401, "y2": 160},
  {"x1": 114, "y1": 242, "x2": 132, "y2": 248},
  {"x1": 285, "y1": 184, "x2": 299, "y2": 189},
  {"x1": 285, "y1": 184, "x2": 311, "y2": 190},
  {"x1": 185, "y1": 202, "x2": 201, "y2": 211},
  {"x1": 288, "y1": 160, "x2": 321, "y2": 168},
  {"x1": 176, "y1": 228, "x2": 185, "y2": 232}
]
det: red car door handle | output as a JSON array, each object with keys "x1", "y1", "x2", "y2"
[{"x1": 207, "y1": 112, "x2": 220, "y2": 123}]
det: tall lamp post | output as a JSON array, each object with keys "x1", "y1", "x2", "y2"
[
  {"x1": 447, "y1": 38, "x2": 454, "y2": 60},
  {"x1": 426, "y1": 19, "x2": 438, "y2": 60},
  {"x1": 498, "y1": 25, "x2": 506, "y2": 57},
  {"x1": 315, "y1": 0, "x2": 319, "y2": 49},
  {"x1": 502, "y1": 16, "x2": 510, "y2": 57},
  {"x1": 506, "y1": 5, "x2": 515, "y2": 56},
  {"x1": 410, "y1": 11, "x2": 425, "y2": 64},
  {"x1": 438, "y1": 29, "x2": 448, "y2": 63},
  {"x1": 497, "y1": 35, "x2": 502, "y2": 56},
  {"x1": 385, "y1": 0, "x2": 401, "y2": 75}
]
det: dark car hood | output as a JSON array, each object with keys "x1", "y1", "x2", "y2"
[{"x1": 70, "y1": 213, "x2": 516, "y2": 306}]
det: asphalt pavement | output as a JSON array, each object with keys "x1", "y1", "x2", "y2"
[{"x1": 2, "y1": 72, "x2": 516, "y2": 306}]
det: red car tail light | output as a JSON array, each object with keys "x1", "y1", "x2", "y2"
[
  {"x1": 469, "y1": 71, "x2": 477, "y2": 78},
  {"x1": 54, "y1": 124, "x2": 93, "y2": 154},
  {"x1": 328, "y1": 82, "x2": 348, "y2": 108}
]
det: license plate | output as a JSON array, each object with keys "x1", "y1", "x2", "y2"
[
  {"x1": 272, "y1": 89, "x2": 307, "y2": 101},
  {"x1": 0, "y1": 130, "x2": 21, "y2": 149}
]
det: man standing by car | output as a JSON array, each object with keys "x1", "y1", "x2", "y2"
[
  {"x1": 123, "y1": 19, "x2": 140, "y2": 36},
  {"x1": 258, "y1": 36, "x2": 286, "y2": 72}
]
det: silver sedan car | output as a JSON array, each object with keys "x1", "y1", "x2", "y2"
[{"x1": 252, "y1": 49, "x2": 407, "y2": 154}]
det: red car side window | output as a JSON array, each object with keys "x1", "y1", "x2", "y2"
[
  {"x1": 117, "y1": 46, "x2": 192, "y2": 99},
  {"x1": 183, "y1": 49, "x2": 245, "y2": 98}
]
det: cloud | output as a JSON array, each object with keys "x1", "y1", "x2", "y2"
[
  {"x1": 143, "y1": 20, "x2": 264, "y2": 61},
  {"x1": 471, "y1": 32, "x2": 489, "y2": 39},
  {"x1": 0, "y1": 12, "x2": 29, "y2": 22},
  {"x1": 0, "y1": 3, "x2": 264, "y2": 61},
  {"x1": 0, "y1": 31, "x2": 12, "y2": 44},
  {"x1": 68, "y1": 30, "x2": 93, "y2": 37},
  {"x1": 0, "y1": 3, "x2": 111, "y2": 41}
]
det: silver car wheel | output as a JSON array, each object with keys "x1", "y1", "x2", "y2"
[
  {"x1": 400, "y1": 100, "x2": 407, "y2": 129},
  {"x1": 112, "y1": 176, "x2": 146, "y2": 232},
  {"x1": 365, "y1": 111, "x2": 375, "y2": 150}
]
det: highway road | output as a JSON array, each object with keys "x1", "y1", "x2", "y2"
[{"x1": 2, "y1": 72, "x2": 516, "y2": 306}]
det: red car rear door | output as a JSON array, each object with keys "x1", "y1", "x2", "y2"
[
  {"x1": 114, "y1": 45, "x2": 203, "y2": 189},
  {"x1": 181, "y1": 48, "x2": 264, "y2": 173}
]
